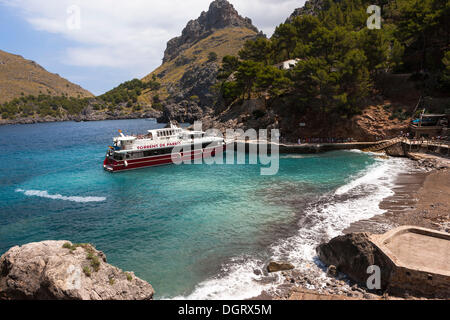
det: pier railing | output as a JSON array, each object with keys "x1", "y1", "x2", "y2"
[{"x1": 233, "y1": 137, "x2": 450, "y2": 155}]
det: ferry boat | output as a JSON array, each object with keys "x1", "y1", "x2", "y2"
[{"x1": 103, "y1": 123, "x2": 225, "y2": 172}]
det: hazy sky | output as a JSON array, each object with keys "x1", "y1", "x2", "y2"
[{"x1": 0, "y1": 0, "x2": 305, "y2": 95}]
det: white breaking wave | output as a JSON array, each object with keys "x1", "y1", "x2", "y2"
[
  {"x1": 335, "y1": 159, "x2": 393, "y2": 195},
  {"x1": 171, "y1": 257, "x2": 279, "y2": 300},
  {"x1": 15, "y1": 189, "x2": 106, "y2": 203},
  {"x1": 346, "y1": 149, "x2": 365, "y2": 154},
  {"x1": 347, "y1": 149, "x2": 384, "y2": 156},
  {"x1": 174, "y1": 155, "x2": 414, "y2": 300},
  {"x1": 280, "y1": 155, "x2": 306, "y2": 159},
  {"x1": 272, "y1": 156, "x2": 412, "y2": 275}
]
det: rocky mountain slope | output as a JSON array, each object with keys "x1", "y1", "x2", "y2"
[
  {"x1": 194, "y1": 0, "x2": 441, "y2": 141},
  {"x1": 162, "y1": 0, "x2": 258, "y2": 63},
  {"x1": 141, "y1": 0, "x2": 261, "y2": 123},
  {"x1": 0, "y1": 50, "x2": 93, "y2": 104}
]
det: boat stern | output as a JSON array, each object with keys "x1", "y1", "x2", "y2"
[{"x1": 103, "y1": 156, "x2": 115, "y2": 172}]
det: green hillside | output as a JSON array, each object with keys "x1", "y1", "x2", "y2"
[
  {"x1": 0, "y1": 50, "x2": 93, "y2": 104},
  {"x1": 140, "y1": 27, "x2": 259, "y2": 106}
]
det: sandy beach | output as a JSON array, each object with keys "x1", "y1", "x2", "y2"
[
  {"x1": 345, "y1": 165, "x2": 450, "y2": 235},
  {"x1": 366, "y1": 154, "x2": 450, "y2": 233},
  {"x1": 386, "y1": 169, "x2": 450, "y2": 232}
]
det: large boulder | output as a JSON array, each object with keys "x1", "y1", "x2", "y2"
[
  {"x1": 316, "y1": 233, "x2": 394, "y2": 290},
  {"x1": 0, "y1": 241, "x2": 154, "y2": 300},
  {"x1": 385, "y1": 143, "x2": 406, "y2": 157},
  {"x1": 178, "y1": 62, "x2": 220, "y2": 106},
  {"x1": 157, "y1": 101, "x2": 205, "y2": 124},
  {"x1": 267, "y1": 261, "x2": 295, "y2": 273}
]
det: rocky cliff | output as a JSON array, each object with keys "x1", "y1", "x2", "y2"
[
  {"x1": 163, "y1": 0, "x2": 258, "y2": 63},
  {"x1": 0, "y1": 241, "x2": 154, "y2": 300},
  {"x1": 142, "y1": 0, "x2": 260, "y2": 123}
]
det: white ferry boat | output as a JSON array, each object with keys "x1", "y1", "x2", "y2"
[{"x1": 103, "y1": 123, "x2": 225, "y2": 172}]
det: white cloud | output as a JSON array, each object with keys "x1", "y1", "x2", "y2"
[{"x1": 1, "y1": 0, "x2": 305, "y2": 74}]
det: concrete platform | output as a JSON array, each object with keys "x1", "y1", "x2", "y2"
[
  {"x1": 371, "y1": 226, "x2": 450, "y2": 297},
  {"x1": 385, "y1": 231, "x2": 449, "y2": 273}
]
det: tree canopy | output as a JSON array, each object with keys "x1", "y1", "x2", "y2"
[{"x1": 216, "y1": 0, "x2": 449, "y2": 118}]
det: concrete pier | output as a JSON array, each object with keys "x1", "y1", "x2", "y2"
[
  {"x1": 231, "y1": 138, "x2": 450, "y2": 156},
  {"x1": 232, "y1": 140, "x2": 379, "y2": 154},
  {"x1": 371, "y1": 226, "x2": 450, "y2": 297}
]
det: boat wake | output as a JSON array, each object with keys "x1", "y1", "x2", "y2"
[
  {"x1": 173, "y1": 156, "x2": 414, "y2": 300},
  {"x1": 15, "y1": 189, "x2": 106, "y2": 203}
]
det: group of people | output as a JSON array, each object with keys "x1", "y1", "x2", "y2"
[
  {"x1": 296, "y1": 137, "x2": 355, "y2": 144},
  {"x1": 286, "y1": 132, "x2": 448, "y2": 145}
]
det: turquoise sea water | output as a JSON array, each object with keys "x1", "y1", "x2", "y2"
[{"x1": 0, "y1": 119, "x2": 407, "y2": 299}]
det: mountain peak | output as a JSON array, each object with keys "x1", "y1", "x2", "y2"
[
  {"x1": 286, "y1": 0, "x2": 324, "y2": 23},
  {"x1": 197, "y1": 0, "x2": 257, "y2": 32},
  {"x1": 163, "y1": 0, "x2": 259, "y2": 63}
]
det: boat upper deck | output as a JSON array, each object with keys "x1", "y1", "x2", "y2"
[{"x1": 112, "y1": 126, "x2": 223, "y2": 153}]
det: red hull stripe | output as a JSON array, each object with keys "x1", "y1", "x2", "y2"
[{"x1": 104, "y1": 147, "x2": 223, "y2": 172}]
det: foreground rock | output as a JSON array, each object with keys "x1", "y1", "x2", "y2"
[
  {"x1": 267, "y1": 261, "x2": 295, "y2": 273},
  {"x1": 0, "y1": 241, "x2": 154, "y2": 300},
  {"x1": 317, "y1": 227, "x2": 450, "y2": 298},
  {"x1": 316, "y1": 233, "x2": 394, "y2": 290}
]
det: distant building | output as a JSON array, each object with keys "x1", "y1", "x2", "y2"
[
  {"x1": 274, "y1": 58, "x2": 301, "y2": 70},
  {"x1": 410, "y1": 113, "x2": 449, "y2": 138}
]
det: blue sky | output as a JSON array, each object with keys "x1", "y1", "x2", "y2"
[{"x1": 0, "y1": 0, "x2": 304, "y2": 95}]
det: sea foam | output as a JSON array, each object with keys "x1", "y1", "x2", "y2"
[
  {"x1": 15, "y1": 189, "x2": 106, "y2": 203},
  {"x1": 175, "y1": 155, "x2": 414, "y2": 300}
]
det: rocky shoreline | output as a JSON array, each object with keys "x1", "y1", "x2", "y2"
[
  {"x1": 260, "y1": 153, "x2": 450, "y2": 300},
  {"x1": 0, "y1": 108, "x2": 162, "y2": 126}
]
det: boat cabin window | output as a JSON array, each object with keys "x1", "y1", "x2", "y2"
[
  {"x1": 123, "y1": 152, "x2": 143, "y2": 160},
  {"x1": 143, "y1": 148, "x2": 173, "y2": 157},
  {"x1": 157, "y1": 129, "x2": 178, "y2": 138},
  {"x1": 113, "y1": 153, "x2": 124, "y2": 161}
]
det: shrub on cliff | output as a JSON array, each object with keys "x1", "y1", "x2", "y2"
[
  {"x1": 99, "y1": 78, "x2": 160, "y2": 106},
  {"x1": 208, "y1": 51, "x2": 218, "y2": 62}
]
